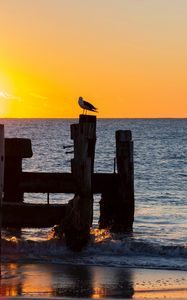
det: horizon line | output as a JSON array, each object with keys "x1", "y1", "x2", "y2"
[{"x1": 0, "y1": 117, "x2": 187, "y2": 120}]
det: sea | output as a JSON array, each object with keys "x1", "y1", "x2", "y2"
[{"x1": 1, "y1": 118, "x2": 187, "y2": 273}]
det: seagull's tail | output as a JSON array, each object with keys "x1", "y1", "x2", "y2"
[{"x1": 92, "y1": 108, "x2": 98, "y2": 113}]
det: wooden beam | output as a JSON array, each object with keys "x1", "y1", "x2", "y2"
[
  {"x1": 2, "y1": 202, "x2": 67, "y2": 228},
  {"x1": 5, "y1": 138, "x2": 33, "y2": 158},
  {"x1": 18, "y1": 172, "x2": 118, "y2": 194},
  {"x1": 20, "y1": 172, "x2": 75, "y2": 193}
]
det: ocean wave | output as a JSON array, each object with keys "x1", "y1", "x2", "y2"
[{"x1": 1, "y1": 231, "x2": 187, "y2": 271}]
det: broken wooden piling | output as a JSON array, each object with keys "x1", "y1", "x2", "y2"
[
  {"x1": 59, "y1": 115, "x2": 96, "y2": 250},
  {"x1": 99, "y1": 130, "x2": 134, "y2": 232},
  {"x1": 114, "y1": 130, "x2": 134, "y2": 231}
]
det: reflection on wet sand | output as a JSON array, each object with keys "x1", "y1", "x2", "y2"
[
  {"x1": 54, "y1": 265, "x2": 134, "y2": 298},
  {"x1": 1, "y1": 263, "x2": 23, "y2": 297},
  {"x1": 1, "y1": 263, "x2": 187, "y2": 299},
  {"x1": 0, "y1": 263, "x2": 134, "y2": 298},
  {"x1": 135, "y1": 289, "x2": 187, "y2": 299}
]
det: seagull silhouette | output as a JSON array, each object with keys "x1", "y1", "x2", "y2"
[{"x1": 78, "y1": 96, "x2": 98, "y2": 114}]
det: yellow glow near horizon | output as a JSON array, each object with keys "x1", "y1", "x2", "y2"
[{"x1": 0, "y1": 0, "x2": 187, "y2": 118}]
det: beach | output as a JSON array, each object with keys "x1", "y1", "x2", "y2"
[
  {"x1": 1, "y1": 0, "x2": 187, "y2": 296},
  {"x1": 1, "y1": 264, "x2": 187, "y2": 299}
]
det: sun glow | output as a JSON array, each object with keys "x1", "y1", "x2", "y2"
[
  {"x1": 1, "y1": 1, "x2": 187, "y2": 117},
  {"x1": 0, "y1": 91, "x2": 7, "y2": 98},
  {"x1": 0, "y1": 69, "x2": 20, "y2": 117},
  {"x1": 0, "y1": 91, "x2": 9, "y2": 116}
]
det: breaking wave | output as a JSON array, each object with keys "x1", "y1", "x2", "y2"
[{"x1": 1, "y1": 229, "x2": 187, "y2": 271}]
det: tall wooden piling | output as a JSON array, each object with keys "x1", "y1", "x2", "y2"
[
  {"x1": 0, "y1": 125, "x2": 4, "y2": 226},
  {"x1": 60, "y1": 115, "x2": 96, "y2": 250},
  {"x1": 99, "y1": 130, "x2": 134, "y2": 232},
  {"x1": 114, "y1": 130, "x2": 134, "y2": 232}
]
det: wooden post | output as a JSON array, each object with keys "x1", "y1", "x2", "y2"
[
  {"x1": 3, "y1": 138, "x2": 32, "y2": 202},
  {"x1": 99, "y1": 187, "x2": 117, "y2": 229},
  {"x1": 60, "y1": 115, "x2": 96, "y2": 251},
  {"x1": 113, "y1": 130, "x2": 134, "y2": 232},
  {"x1": 0, "y1": 125, "x2": 4, "y2": 230},
  {"x1": 79, "y1": 115, "x2": 96, "y2": 173}
]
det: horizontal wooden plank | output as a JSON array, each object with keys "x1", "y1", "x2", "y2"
[
  {"x1": 5, "y1": 138, "x2": 33, "y2": 158},
  {"x1": 20, "y1": 172, "x2": 75, "y2": 193},
  {"x1": 2, "y1": 202, "x2": 67, "y2": 228},
  {"x1": 2, "y1": 173, "x2": 118, "y2": 228},
  {"x1": 18, "y1": 172, "x2": 118, "y2": 193}
]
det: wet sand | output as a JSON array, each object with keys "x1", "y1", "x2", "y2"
[{"x1": 1, "y1": 263, "x2": 187, "y2": 299}]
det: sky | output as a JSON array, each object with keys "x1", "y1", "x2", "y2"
[{"x1": 0, "y1": 0, "x2": 187, "y2": 118}]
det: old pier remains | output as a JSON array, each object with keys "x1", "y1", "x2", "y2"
[{"x1": 1, "y1": 115, "x2": 134, "y2": 250}]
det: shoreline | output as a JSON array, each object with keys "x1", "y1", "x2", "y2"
[{"x1": 1, "y1": 263, "x2": 187, "y2": 299}]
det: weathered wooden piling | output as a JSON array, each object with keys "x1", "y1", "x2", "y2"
[
  {"x1": 99, "y1": 130, "x2": 134, "y2": 232},
  {"x1": 60, "y1": 115, "x2": 96, "y2": 250},
  {"x1": 3, "y1": 138, "x2": 32, "y2": 202},
  {"x1": 0, "y1": 125, "x2": 4, "y2": 227},
  {"x1": 114, "y1": 130, "x2": 134, "y2": 232}
]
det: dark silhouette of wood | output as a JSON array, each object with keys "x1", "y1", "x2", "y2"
[
  {"x1": 2, "y1": 173, "x2": 118, "y2": 230},
  {"x1": 2, "y1": 121, "x2": 135, "y2": 245},
  {"x1": 18, "y1": 172, "x2": 117, "y2": 193},
  {"x1": 114, "y1": 130, "x2": 134, "y2": 232},
  {"x1": 60, "y1": 115, "x2": 96, "y2": 251},
  {"x1": 99, "y1": 130, "x2": 134, "y2": 232},
  {"x1": 99, "y1": 189, "x2": 117, "y2": 229},
  {"x1": 3, "y1": 138, "x2": 32, "y2": 202},
  {"x1": 2, "y1": 202, "x2": 66, "y2": 228}
]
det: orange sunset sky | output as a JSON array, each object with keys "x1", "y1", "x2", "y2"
[{"x1": 0, "y1": 0, "x2": 187, "y2": 118}]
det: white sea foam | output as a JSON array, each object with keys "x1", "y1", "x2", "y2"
[{"x1": 1, "y1": 231, "x2": 187, "y2": 271}]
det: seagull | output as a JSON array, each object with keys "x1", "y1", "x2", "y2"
[{"x1": 78, "y1": 96, "x2": 98, "y2": 114}]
